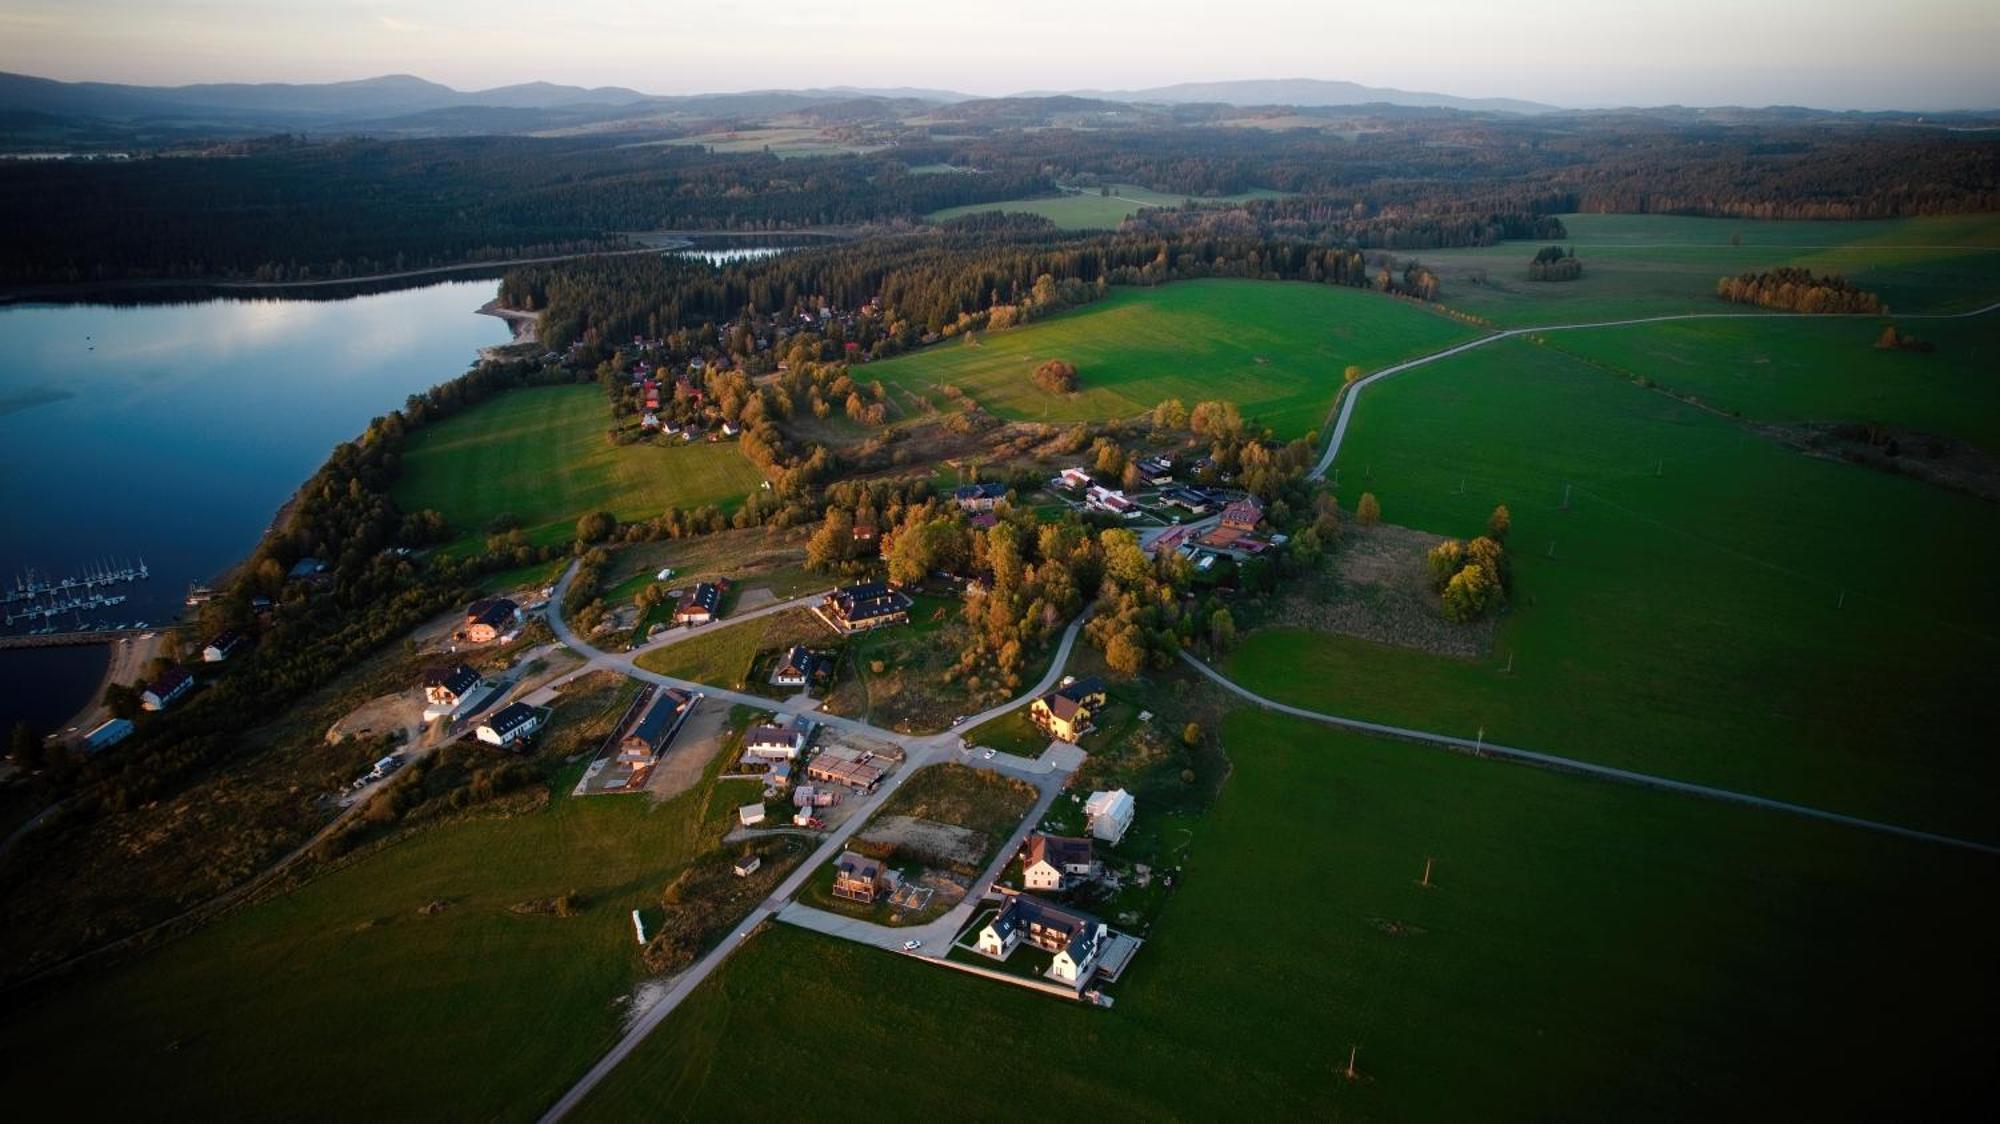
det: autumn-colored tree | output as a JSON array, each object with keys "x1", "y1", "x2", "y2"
[
  {"x1": 1209, "y1": 607, "x2": 1236, "y2": 653},
  {"x1": 1486, "y1": 504, "x2": 1511, "y2": 541},
  {"x1": 1152, "y1": 397, "x2": 1189, "y2": 430},
  {"x1": 1441, "y1": 563, "x2": 1499, "y2": 623},
  {"x1": 1426, "y1": 539, "x2": 1465, "y2": 590},
  {"x1": 1104, "y1": 628, "x2": 1147, "y2": 675},
  {"x1": 1343, "y1": 364, "x2": 1364, "y2": 385},
  {"x1": 1034, "y1": 358, "x2": 1079, "y2": 393},
  {"x1": 1182, "y1": 722, "x2": 1202, "y2": 748},
  {"x1": 1094, "y1": 438, "x2": 1126, "y2": 477},
  {"x1": 1356, "y1": 492, "x2": 1381, "y2": 527}
]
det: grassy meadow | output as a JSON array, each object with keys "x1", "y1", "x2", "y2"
[
  {"x1": 1422, "y1": 212, "x2": 2000, "y2": 325},
  {"x1": 392, "y1": 384, "x2": 765, "y2": 551},
  {"x1": 927, "y1": 183, "x2": 1289, "y2": 230},
  {"x1": 573, "y1": 709, "x2": 1999, "y2": 1122},
  {"x1": 865, "y1": 280, "x2": 1476, "y2": 438},
  {"x1": 1542, "y1": 314, "x2": 2000, "y2": 453},
  {"x1": 1232, "y1": 336, "x2": 2000, "y2": 837},
  {"x1": 0, "y1": 677, "x2": 769, "y2": 1122}
]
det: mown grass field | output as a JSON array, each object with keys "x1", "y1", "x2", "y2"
[
  {"x1": 1423, "y1": 212, "x2": 2000, "y2": 325},
  {"x1": 1233, "y1": 336, "x2": 2000, "y2": 838},
  {"x1": 865, "y1": 280, "x2": 1476, "y2": 438},
  {"x1": 392, "y1": 385, "x2": 765, "y2": 551},
  {"x1": 927, "y1": 182, "x2": 1289, "y2": 230},
  {"x1": 633, "y1": 608, "x2": 833, "y2": 693},
  {"x1": 574, "y1": 710, "x2": 1999, "y2": 1122},
  {"x1": 1542, "y1": 314, "x2": 2000, "y2": 454},
  {"x1": 0, "y1": 678, "x2": 767, "y2": 1122}
]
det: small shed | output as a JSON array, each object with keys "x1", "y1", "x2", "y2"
[{"x1": 738, "y1": 802, "x2": 766, "y2": 827}]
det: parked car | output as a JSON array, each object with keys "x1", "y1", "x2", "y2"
[
  {"x1": 981, "y1": 748, "x2": 996, "y2": 760},
  {"x1": 901, "y1": 940, "x2": 922, "y2": 951}
]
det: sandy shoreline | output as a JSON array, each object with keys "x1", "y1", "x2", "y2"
[{"x1": 476, "y1": 298, "x2": 540, "y2": 357}]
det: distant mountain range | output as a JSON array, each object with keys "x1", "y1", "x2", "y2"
[{"x1": 2, "y1": 70, "x2": 1983, "y2": 148}]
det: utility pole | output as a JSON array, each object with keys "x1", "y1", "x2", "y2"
[
  {"x1": 1547, "y1": 540, "x2": 1556, "y2": 558},
  {"x1": 1475, "y1": 726, "x2": 1485, "y2": 753},
  {"x1": 1420, "y1": 857, "x2": 1434, "y2": 888},
  {"x1": 1344, "y1": 1045, "x2": 1361, "y2": 1081},
  {"x1": 1838, "y1": 590, "x2": 1846, "y2": 609},
  {"x1": 1503, "y1": 651, "x2": 1515, "y2": 674},
  {"x1": 1561, "y1": 483, "x2": 1572, "y2": 511}
]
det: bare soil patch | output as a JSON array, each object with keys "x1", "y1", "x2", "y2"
[
  {"x1": 1273, "y1": 523, "x2": 1496, "y2": 659},
  {"x1": 856, "y1": 815, "x2": 989, "y2": 868},
  {"x1": 645, "y1": 700, "x2": 730, "y2": 802}
]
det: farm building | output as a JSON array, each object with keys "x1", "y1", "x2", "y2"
[
  {"x1": 820, "y1": 581, "x2": 912, "y2": 633},
  {"x1": 1085, "y1": 485, "x2": 1137, "y2": 516},
  {"x1": 141, "y1": 667, "x2": 194, "y2": 712},
  {"x1": 1055, "y1": 467, "x2": 1093, "y2": 491},
  {"x1": 623, "y1": 688, "x2": 696, "y2": 758},
  {"x1": 976, "y1": 894, "x2": 1109, "y2": 985},
  {"x1": 732, "y1": 855, "x2": 762, "y2": 878},
  {"x1": 1084, "y1": 788, "x2": 1136, "y2": 846},
  {"x1": 832, "y1": 851, "x2": 885, "y2": 903},
  {"x1": 1161, "y1": 486, "x2": 1218, "y2": 515},
  {"x1": 1030, "y1": 676, "x2": 1107, "y2": 743},
  {"x1": 477, "y1": 702, "x2": 543, "y2": 748},
  {"x1": 1022, "y1": 834, "x2": 1098, "y2": 892},
  {"x1": 1135, "y1": 455, "x2": 1175, "y2": 486},
  {"x1": 806, "y1": 752, "x2": 885, "y2": 792}
]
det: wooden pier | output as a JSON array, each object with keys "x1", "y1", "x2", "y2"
[{"x1": 0, "y1": 628, "x2": 151, "y2": 651}]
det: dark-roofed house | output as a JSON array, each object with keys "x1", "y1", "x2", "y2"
[
  {"x1": 952, "y1": 481, "x2": 1009, "y2": 512},
  {"x1": 462, "y1": 597, "x2": 521, "y2": 644},
  {"x1": 477, "y1": 702, "x2": 542, "y2": 749},
  {"x1": 1161, "y1": 486, "x2": 1217, "y2": 515},
  {"x1": 201, "y1": 631, "x2": 248, "y2": 663},
  {"x1": 673, "y1": 581, "x2": 724, "y2": 626},
  {"x1": 422, "y1": 663, "x2": 481, "y2": 708},
  {"x1": 744, "y1": 723, "x2": 807, "y2": 760},
  {"x1": 1136, "y1": 455, "x2": 1175, "y2": 486},
  {"x1": 832, "y1": 851, "x2": 885, "y2": 904},
  {"x1": 977, "y1": 894, "x2": 1109, "y2": 985},
  {"x1": 1029, "y1": 676, "x2": 1108, "y2": 743},
  {"x1": 1022, "y1": 834, "x2": 1099, "y2": 892},
  {"x1": 622, "y1": 688, "x2": 695, "y2": 757},
  {"x1": 141, "y1": 667, "x2": 194, "y2": 712},
  {"x1": 771, "y1": 646, "x2": 827, "y2": 689},
  {"x1": 820, "y1": 581, "x2": 912, "y2": 633}
]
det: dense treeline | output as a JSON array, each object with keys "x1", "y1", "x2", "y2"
[
  {"x1": 1528, "y1": 245, "x2": 1582, "y2": 281},
  {"x1": 3, "y1": 116, "x2": 1991, "y2": 286},
  {"x1": 1716, "y1": 267, "x2": 1884, "y2": 313},
  {"x1": 503, "y1": 227, "x2": 1444, "y2": 357}
]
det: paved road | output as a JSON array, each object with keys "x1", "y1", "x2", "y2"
[
  {"x1": 537, "y1": 568, "x2": 1092, "y2": 1121},
  {"x1": 1179, "y1": 651, "x2": 2000, "y2": 857},
  {"x1": 1311, "y1": 301, "x2": 2000, "y2": 480}
]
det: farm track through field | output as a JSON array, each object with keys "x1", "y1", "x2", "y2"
[
  {"x1": 1180, "y1": 652, "x2": 2000, "y2": 857},
  {"x1": 1312, "y1": 300, "x2": 2000, "y2": 480}
]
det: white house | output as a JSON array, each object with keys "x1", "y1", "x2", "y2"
[
  {"x1": 976, "y1": 895, "x2": 1109, "y2": 986},
  {"x1": 743, "y1": 722, "x2": 807, "y2": 760},
  {"x1": 201, "y1": 631, "x2": 247, "y2": 663},
  {"x1": 1083, "y1": 788, "x2": 1136, "y2": 846},
  {"x1": 477, "y1": 702, "x2": 542, "y2": 748},
  {"x1": 1056, "y1": 467, "x2": 1092, "y2": 491},
  {"x1": 1085, "y1": 485, "x2": 1136, "y2": 515},
  {"x1": 738, "y1": 802, "x2": 767, "y2": 827},
  {"x1": 1021, "y1": 834, "x2": 1098, "y2": 892},
  {"x1": 141, "y1": 667, "x2": 194, "y2": 712}
]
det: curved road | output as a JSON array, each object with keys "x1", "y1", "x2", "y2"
[
  {"x1": 1312, "y1": 300, "x2": 2000, "y2": 480},
  {"x1": 539, "y1": 567, "x2": 1092, "y2": 1121}
]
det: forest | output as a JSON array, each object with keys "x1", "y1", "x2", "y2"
[{"x1": 1, "y1": 114, "x2": 1993, "y2": 287}]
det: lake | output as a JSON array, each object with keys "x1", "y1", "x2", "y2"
[{"x1": 0, "y1": 280, "x2": 513, "y2": 733}]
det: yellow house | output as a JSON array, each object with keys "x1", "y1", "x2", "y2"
[{"x1": 1030, "y1": 676, "x2": 1107, "y2": 743}]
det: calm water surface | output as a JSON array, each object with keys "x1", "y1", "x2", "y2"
[{"x1": 0, "y1": 280, "x2": 509, "y2": 731}]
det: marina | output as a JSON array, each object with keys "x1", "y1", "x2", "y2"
[{"x1": 3, "y1": 559, "x2": 150, "y2": 630}]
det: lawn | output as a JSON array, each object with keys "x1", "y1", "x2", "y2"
[
  {"x1": 864, "y1": 280, "x2": 1477, "y2": 438},
  {"x1": 961, "y1": 704, "x2": 1054, "y2": 756},
  {"x1": 572, "y1": 710, "x2": 2000, "y2": 1122},
  {"x1": 927, "y1": 183, "x2": 1289, "y2": 230},
  {"x1": 1234, "y1": 335, "x2": 2000, "y2": 838},
  {"x1": 632, "y1": 608, "x2": 836, "y2": 694},
  {"x1": 1422, "y1": 212, "x2": 2000, "y2": 326},
  {"x1": 392, "y1": 384, "x2": 766, "y2": 551},
  {"x1": 1541, "y1": 314, "x2": 2000, "y2": 454},
  {"x1": 0, "y1": 675, "x2": 766, "y2": 1122}
]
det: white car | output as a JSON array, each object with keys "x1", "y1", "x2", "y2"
[
  {"x1": 981, "y1": 748, "x2": 996, "y2": 760},
  {"x1": 656, "y1": 567, "x2": 677, "y2": 580},
  {"x1": 901, "y1": 940, "x2": 922, "y2": 952}
]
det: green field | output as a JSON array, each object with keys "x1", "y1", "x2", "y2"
[
  {"x1": 865, "y1": 280, "x2": 1477, "y2": 438},
  {"x1": 928, "y1": 183, "x2": 1290, "y2": 230},
  {"x1": 393, "y1": 385, "x2": 766, "y2": 550},
  {"x1": 1422, "y1": 213, "x2": 2000, "y2": 325},
  {"x1": 573, "y1": 709, "x2": 1999, "y2": 1121},
  {"x1": 0, "y1": 680, "x2": 766, "y2": 1122},
  {"x1": 1542, "y1": 314, "x2": 2000, "y2": 453},
  {"x1": 1233, "y1": 336, "x2": 2000, "y2": 838},
  {"x1": 633, "y1": 608, "x2": 833, "y2": 693}
]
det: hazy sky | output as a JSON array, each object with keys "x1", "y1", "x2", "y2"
[{"x1": 2, "y1": 0, "x2": 1996, "y2": 109}]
